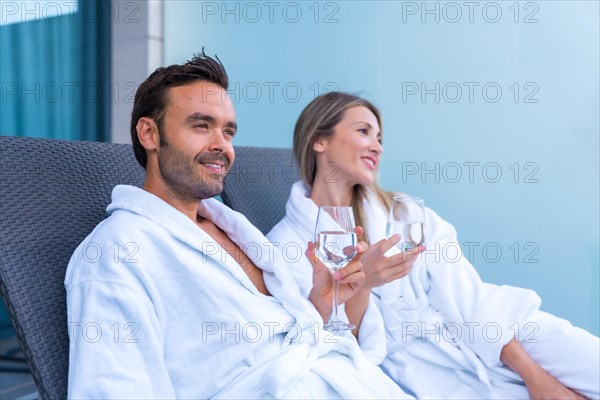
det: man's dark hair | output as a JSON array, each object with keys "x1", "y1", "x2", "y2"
[{"x1": 130, "y1": 49, "x2": 229, "y2": 168}]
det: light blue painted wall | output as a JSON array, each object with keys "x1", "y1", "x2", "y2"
[{"x1": 164, "y1": 1, "x2": 599, "y2": 335}]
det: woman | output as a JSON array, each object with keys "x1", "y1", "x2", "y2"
[{"x1": 267, "y1": 92, "x2": 599, "y2": 399}]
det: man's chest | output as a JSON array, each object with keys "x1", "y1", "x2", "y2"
[{"x1": 197, "y1": 218, "x2": 271, "y2": 296}]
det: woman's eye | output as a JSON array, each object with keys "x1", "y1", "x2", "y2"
[{"x1": 358, "y1": 128, "x2": 368, "y2": 135}]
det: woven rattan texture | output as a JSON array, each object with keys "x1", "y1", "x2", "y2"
[
  {"x1": 222, "y1": 146, "x2": 297, "y2": 235},
  {"x1": 0, "y1": 136, "x2": 144, "y2": 399}
]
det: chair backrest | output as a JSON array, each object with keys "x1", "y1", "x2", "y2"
[
  {"x1": 0, "y1": 138, "x2": 295, "y2": 398},
  {"x1": 221, "y1": 146, "x2": 298, "y2": 235},
  {"x1": 0, "y1": 136, "x2": 145, "y2": 399}
]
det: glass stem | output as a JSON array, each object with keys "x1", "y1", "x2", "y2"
[
  {"x1": 398, "y1": 277, "x2": 406, "y2": 299},
  {"x1": 331, "y1": 276, "x2": 339, "y2": 322}
]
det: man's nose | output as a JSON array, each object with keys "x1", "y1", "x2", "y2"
[{"x1": 208, "y1": 130, "x2": 230, "y2": 151}]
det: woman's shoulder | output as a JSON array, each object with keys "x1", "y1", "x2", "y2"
[
  {"x1": 268, "y1": 181, "x2": 316, "y2": 241},
  {"x1": 267, "y1": 214, "x2": 306, "y2": 243}
]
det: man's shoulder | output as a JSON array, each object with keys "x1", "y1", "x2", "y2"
[
  {"x1": 89, "y1": 207, "x2": 162, "y2": 243},
  {"x1": 66, "y1": 209, "x2": 167, "y2": 283},
  {"x1": 86, "y1": 207, "x2": 177, "y2": 263}
]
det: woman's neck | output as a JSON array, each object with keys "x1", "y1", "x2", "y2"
[{"x1": 309, "y1": 179, "x2": 354, "y2": 207}]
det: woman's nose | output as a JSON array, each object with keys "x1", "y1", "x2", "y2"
[{"x1": 371, "y1": 138, "x2": 383, "y2": 155}]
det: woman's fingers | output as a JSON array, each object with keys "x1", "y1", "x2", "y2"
[
  {"x1": 353, "y1": 226, "x2": 368, "y2": 256},
  {"x1": 390, "y1": 244, "x2": 424, "y2": 265},
  {"x1": 306, "y1": 241, "x2": 366, "y2": 283},
  {"x1": 354, "y1": 226, "x2": 364, "y2": 240},
  {"x1": 377, "y1": 244, "x2": 426, "y2": 281},
  {"x1": 376, "y1": 234, "x2": 402, "y2": 255},
  {"x1": 355, "y1": 240, "x2": 368, "y2": 255},
  {"x1": 333, "y1": 258, "x2": 365, "y2": 283},
  {"x1": 305, "y1": 241, "x2": 329, "y2": 275},
  {"x1": 386, "y1": 244, "x2": 425, "y2": 265}
]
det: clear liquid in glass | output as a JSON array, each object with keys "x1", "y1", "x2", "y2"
[
  {"x1": 317, "y1": 231, "x2": 357, "y2": 271},
  {"x1": 386, "y1": 221, "x2": 424, "y2": 252}
]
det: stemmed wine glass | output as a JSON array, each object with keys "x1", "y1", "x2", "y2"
[
  {"x1": 385, "y1": 195, "x2": 425, "y2": 309},
  {"x1": 315, "y1": 206, "x2": 357, "y2": 331}
]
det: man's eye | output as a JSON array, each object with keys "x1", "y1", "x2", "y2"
[
  {"x1": 224, "y1": 130, "x2": 236, "y2": 137},
  {"x1": 193, "y1": 123, "x2": 208, "y2": 129}
]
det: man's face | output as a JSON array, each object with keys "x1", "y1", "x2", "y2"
[{"x1": 155, "y1": 81, "x2": 236, "y2": 200}]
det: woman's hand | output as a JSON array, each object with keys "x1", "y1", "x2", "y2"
[
  {"x1": 524, "y1": 369, "x2": 587, "y2": 400},
  {"x1": 360, "y1": 232, "x2": 425, "y2": 290},
  {"x1": 500, "y1": 340, "x2": 587, "y2": 400},
  {"x1": 306, "y1": 239, "x2": 367, "y2": 323}
]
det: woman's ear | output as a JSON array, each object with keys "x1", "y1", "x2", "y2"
[
  {"x1": 136, "y1": 117, "x2": 160, "y2": 151},
  {"x1": 312, "y1": 136, "x2": 328, "y2": 153}
]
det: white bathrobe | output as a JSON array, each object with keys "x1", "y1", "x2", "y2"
[
  {"x1": 64, "y1": 185, "x2": 413, "y2": 399},
  {"x1": 268, "y1": 181, "x2": 600, "y2": 399}
]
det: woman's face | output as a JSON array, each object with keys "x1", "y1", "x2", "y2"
[{"x1": 313, "y1": 106, "x2": 383, "y2": 188}]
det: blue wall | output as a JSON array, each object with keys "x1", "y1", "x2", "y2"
[{"x1": 164, "y1": 1, "x2": 599, "y2": 335}]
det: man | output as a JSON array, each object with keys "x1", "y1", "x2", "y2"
[{"x1": 65, "y1": 51, "x2": 411, "y2": 398}]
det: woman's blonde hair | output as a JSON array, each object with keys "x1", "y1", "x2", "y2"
[{"x1": 293, "y1": 92, "x2": 392, "y2": 244}]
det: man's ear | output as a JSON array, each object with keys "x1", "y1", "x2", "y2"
[
  {"x1": 312, "y1": 135, "x2": 328, "y2": 153},
  {"x1": 136, "y1": 117, "x2": 160, "y2": 151}
]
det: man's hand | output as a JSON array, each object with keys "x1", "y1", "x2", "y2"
[{"x1": 306, "y1": 240, "x2": 366, "y2": 323}]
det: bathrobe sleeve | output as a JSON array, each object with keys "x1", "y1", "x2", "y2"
[
  {"x1": 67, "y1": 280, "x2": 175, "y2": 399},
  {"x1": 65, "y1": 223, "x2": 176, "y2": 399},
  {"x1": 423, "y1": 208, "x2": 542, "y2": 366}
]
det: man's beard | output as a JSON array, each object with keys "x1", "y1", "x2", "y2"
[{"x1": 157, "y1": 137, "x2": 230, "y2": 201}]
